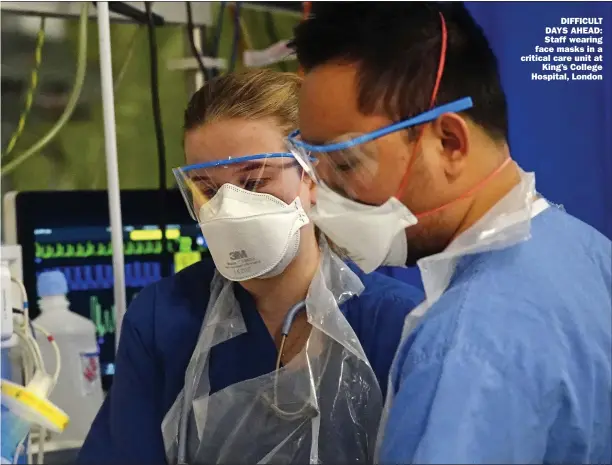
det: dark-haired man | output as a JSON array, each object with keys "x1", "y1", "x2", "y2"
[{"x1": 288, "y1": 3, "x2": 611, "y2": 463}]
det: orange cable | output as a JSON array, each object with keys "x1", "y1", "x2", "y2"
[{"x1": 297, "y1": 1, "x2": 312, "y2": 76}]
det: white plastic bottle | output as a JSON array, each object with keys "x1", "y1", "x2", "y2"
[
  {"x1": 1, "y1": 261, "x2": 14, "y2": 348},
  {"x1": 34, "y1": 270, "x2": 104, "y2": 446}
]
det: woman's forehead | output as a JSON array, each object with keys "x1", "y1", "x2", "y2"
[{"x1": 184, "y1": 118, "x2": 287, "y2": 164}]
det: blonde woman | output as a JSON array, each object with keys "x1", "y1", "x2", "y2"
[{"x1": 78, "y1": 69, "x2": 423, "y2": 465}]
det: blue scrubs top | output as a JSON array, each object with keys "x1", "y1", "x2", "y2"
[
  {"x1": 77, "y1": 259, "x2": 423, "y2": 464},
  {"x1": 376, "y1": 265, "x2": 423, "y2": 291},
  {"x1": 380, "y1": 207, "x2": 612, "y2": 464}
]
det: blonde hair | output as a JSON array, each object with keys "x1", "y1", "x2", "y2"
[{"x1": 183, "y1": 69, "x2": 302, "y2": 135}]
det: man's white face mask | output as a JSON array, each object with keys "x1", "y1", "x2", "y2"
[
  {"x1": 309, "y1": 182, "x2": 416, "y2": 273},
  {"x1": 199, "y1": 184, "x2": 310, "y2": 281}
]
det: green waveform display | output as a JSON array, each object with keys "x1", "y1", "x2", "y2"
[
  {"x1": 36, "y1": 236, "x2": 206, "y2": 260},
  {"x1": 90, "y1": 293, "x2": 140, "y2": 337},
  {"x1": 90, "y1": 295, "x2": 116, "y2": 338}
]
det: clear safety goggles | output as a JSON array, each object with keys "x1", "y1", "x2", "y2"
[
  {"x1": 173, "y1": 153, "x2": 310, "y2": 221},
  {"x1": 287, "y1": 97, "x2": 474, "y2": 201}
]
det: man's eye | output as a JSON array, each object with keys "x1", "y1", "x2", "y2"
[
  {"x1": 328, "y1": 149, "x2": 362, "y2": 173},
  {"x1": 336, "y1": 163, "x2": 355, "y2": 172},
  {"x1": 334, "y1": 158, "x2": 362, "y2": 172}
]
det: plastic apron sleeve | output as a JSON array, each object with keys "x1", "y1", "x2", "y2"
[
  {"x1": 374, "y1": 168, "x2": 552, "y2": 461},
  {"x1": 162, "y1": 242, "x2": 384, "y2": 465}
]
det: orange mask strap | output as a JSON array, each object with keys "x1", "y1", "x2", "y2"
[
  {"x1": 415, "y1": 157, "x2": 512, "y2": 219},
  {"x1": 297, "y1": 2, "x2": 313, "y2": 77}
]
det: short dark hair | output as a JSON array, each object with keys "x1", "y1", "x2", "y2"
[{"x1": 292, "y1": 2, "x2": 508, "y2": 141}]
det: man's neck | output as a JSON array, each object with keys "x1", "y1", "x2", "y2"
[
  {"x1": 240, "y1": 237, "x2": 321, "y2": 336},
  {"x1": 453, "y1": 149, "x2": 521, "y2": 239}
]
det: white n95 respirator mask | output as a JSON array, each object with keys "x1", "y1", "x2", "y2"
[
  {"x1": 198, "y1": 183, "x2": 311, "y2": 282},
  {"x1": 309, "y1": 182, "x2": 417, "y2": 273}
]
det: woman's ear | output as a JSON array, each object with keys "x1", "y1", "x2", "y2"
[
  {"x1": 309, "y1": 178, "x2": 317, "y2": 205},
  {"x1": 303, "y1": 172, "x2": 317, "y2": 206}
]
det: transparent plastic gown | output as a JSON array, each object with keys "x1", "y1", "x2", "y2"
[{"x1": 162, "y1": 243, "x2": 383, "y2": 464}]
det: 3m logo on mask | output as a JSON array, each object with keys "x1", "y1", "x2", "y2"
[{"x1": 229, "y1": 250, "x2": 249, "y2": 261}]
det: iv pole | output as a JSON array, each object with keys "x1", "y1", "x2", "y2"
[{"x1": 96, "y1": 2, "x2": 127, "y2": 348}]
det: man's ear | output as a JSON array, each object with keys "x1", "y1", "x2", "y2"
[{"x1": 432, "y1": 113, "x2": 469, "y2": 180}]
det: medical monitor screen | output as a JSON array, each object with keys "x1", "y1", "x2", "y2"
[
  {"x1": 6, "y1": 190, "x2": 208, "y2": 392},
  {"x1": 34, "y1": 223, "x2": 206, "y2": 389}
]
